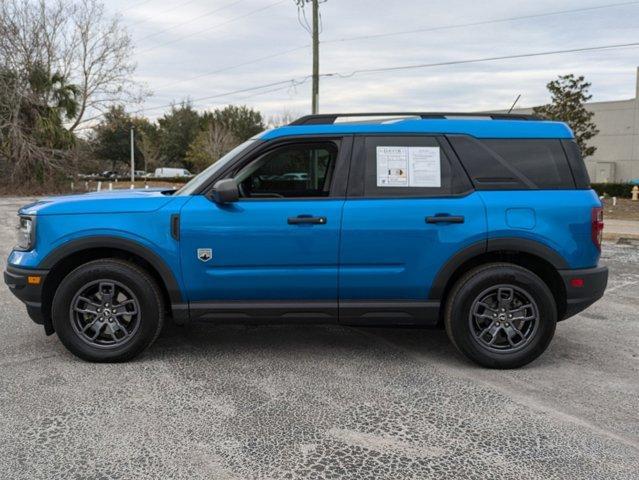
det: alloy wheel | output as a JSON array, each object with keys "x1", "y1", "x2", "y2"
[
  {"x1": 468, "y1": 285, "x2": 539, "y2": 353},
  {"x1": 69, "y1": 280, "x2": 141, "y2": 348}
]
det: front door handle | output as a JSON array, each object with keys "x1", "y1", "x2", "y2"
[
  {"x1": 288, "y1": 215, "x2": 327, "y2": 225},
  {"x1": 426, "y1": 215, "x2": 465, "y2": 224}
]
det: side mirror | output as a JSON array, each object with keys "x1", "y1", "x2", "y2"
[{"x1": 211, "y1": 178, "x2": 239, "y2": 204}]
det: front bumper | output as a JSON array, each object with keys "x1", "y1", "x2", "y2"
[
  {"x1": 3, "y1": 264, "x2": 50, "y2": 329},
  {"x1": 560, "y1": 265, "x2": 608, "y2": 320}
]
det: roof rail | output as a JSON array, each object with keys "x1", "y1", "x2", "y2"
[{"x1": 289, "y1": 112, "x2": 540, "y2": 125}]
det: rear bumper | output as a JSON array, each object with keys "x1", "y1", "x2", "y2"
[
  {"x1": 3, "y1": 265, "x2": 49, "y2": 327},
  {"x1": 560, "y1": 265, "x2": 608, "y2": 320}
]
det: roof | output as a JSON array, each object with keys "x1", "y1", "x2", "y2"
[{"x1": 260, "y1": 115, "x2": 574, "y2": 140}]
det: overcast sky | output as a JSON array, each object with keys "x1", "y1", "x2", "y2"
[{"x1": 105, "y1": 0, "x2": 639, "y2": 121}]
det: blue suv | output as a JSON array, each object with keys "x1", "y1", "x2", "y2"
[{"x1": 4, "y1": 113, "x2": 608, "y2": 368}]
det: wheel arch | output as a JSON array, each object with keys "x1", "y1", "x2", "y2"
[
  {"x1": 430, "y1": 238, "x2": 568, "y2": 322},
  {"x1": 39, "y1": 236, "x2": 185, "y2": 329}
]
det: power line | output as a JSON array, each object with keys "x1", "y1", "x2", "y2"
[
  {"x1": 322, "y1": 41, "x2": 639, "y2": 78},
  {"x1": 137, "y1": 0, "x2": 287, "y2": 54},
  {"x1": 322, "y1": 1, "x2": 639, "y2": 45},
  {"x1": 152, "y1": 45, "x2": 308, "y2": 91},
  {"x1": 141, "y1": 0, "x2": 637, "y2": 96},
  {"x1": 81, "y1": 40, "x2": 639, "y2": 126},
  {"x1": 126, "y1": 0, "x2": 201, "y2": 30},
  {"x1": 80, "y1": 77, "x2": 311, "y2": 124},
  {"x1": 159, "y1": 41, "x2": 639, "y2": 111},
  {"x1": 121, "y1": 0, "x2": 155, "y2": 14},
  {"x1": 136, "y1": 0, "x2": 248, "y2": 43}
]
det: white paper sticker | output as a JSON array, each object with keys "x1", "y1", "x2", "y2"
[
  {"x1": 376, "y1": 146, "x2": 441, "y2": 187},
  {"x1": 408, "y1": 147, "x2": 441, "y2": 187},
  {"x1": 376, "y1": 146, "x2": 408, "y2": 186}
]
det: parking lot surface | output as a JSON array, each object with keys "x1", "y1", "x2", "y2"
[{"x1": 0, "y1": 197, "x2": 637, "y2": 479}]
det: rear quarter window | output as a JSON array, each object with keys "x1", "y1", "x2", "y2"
[
  {"x1": 561, "y1": 139, "x2": 591, "y2": 189},
  {"x1": 448, "y1": 136, "x2": 576, "y2": 190}
]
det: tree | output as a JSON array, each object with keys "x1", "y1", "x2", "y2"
[
  {"x1": 137, "y1": 127, "x2": 161, "y2": 174},
  {"x1": 91, "y1": 106, "x2": 152, "y2": 172},
  {"x1": 0, "y1": 0, "x2": 143, "y2": 132},
  {"x1": 157, "y1": 102, "x2": 203, "y2": 171},
  {"x1": 185, "y1": 122, "x2": 237, "y2": 173},
  {"x1": 0, "y1": 63, "x2": 79, "y2": 185},
  {"x1": 533, "y1": 74, "x2": 599, "y2": 158},
  {"x1": 202, "y1": 105, "x2": 264, "y2": 142},
  {"x1": 267, "y1": 110, "x2": 299, "y2": 128},
  {"x1": 0, "y1": 0, "x2": 142, "y2": 188}
]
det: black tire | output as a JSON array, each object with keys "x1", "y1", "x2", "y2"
[
  {"x1": 51, "y1": 259, "x2": 164, "y2": 362},
  {"x1": 444, "y1": 262, "x2": 557, "y2": 369}
]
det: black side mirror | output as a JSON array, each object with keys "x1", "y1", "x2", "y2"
[{"x1": 211, "y1": 178, "x2": 239, "y2": 204}]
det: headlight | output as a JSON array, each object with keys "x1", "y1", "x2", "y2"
[{"x1": 15, "y1": 216, "x2": 35, "y2": 251}]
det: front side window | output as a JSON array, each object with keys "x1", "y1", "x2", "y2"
[{"x1": 235, "y1": 142, "x2": 338, "y2": 198}]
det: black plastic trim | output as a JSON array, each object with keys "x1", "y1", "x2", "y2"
[
  {"x1": 4, "y1": 265, "x2": 49, "y2": 330},
  {"x1": 170, "y1": 214, "x2": 180, "y2": 240},
  {"x1": 4, "y1": 265, "x2": 47, "y2": 308},
  {"x1": 190, "y1": 300, "x2": 338, "y2": 323},
  {"x1": 427, "y1": 237, "x2": 569, "y2": 300},
  {"x1": 188, "y1": 299, "x2": 441, "y2": 326},
  {"x1": 428, "y1": 241, "x2": 487, "y2": 300},
  {"x1": 426, "y1": 215, "x2": 464, "y2": 224},
  {"x1": 290, "y1": 112, "x2": 540, "y2": 125},
  {"x1": 339, "y1": 300, "x2": 440, "y2": 326},
  {"x1": 559, "y1": 265, "x2": 608, "y2": 319},
  {"x1": 487, "y1": 238, "x2": 568, "y2": 268},
  {"x1": 39, "y1": 236, "x2": 184, "y2": 305}
]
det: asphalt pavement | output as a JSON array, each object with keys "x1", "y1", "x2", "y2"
[{"x1": 0, "y1": 197, "x2": 637, "y2": 480}]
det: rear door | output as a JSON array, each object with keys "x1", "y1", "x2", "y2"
[
  {"x1": 179, "y1": 137, "x2": 351, "y2": 319},
  {"x1": 338, "y1": 135, "x2": 487, "y2": 325}
]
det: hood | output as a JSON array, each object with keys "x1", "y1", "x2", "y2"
[{"x1": 19, "y1": 188, "x2": 178, "y2": 216}]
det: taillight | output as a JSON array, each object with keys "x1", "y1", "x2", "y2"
[{"x1": 591, "y1": 207, "x2": 604, "y2": 250}]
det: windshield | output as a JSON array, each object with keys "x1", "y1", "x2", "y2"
[{"x1": 175, "y1": 139, "x2": 257, "y2": 195}]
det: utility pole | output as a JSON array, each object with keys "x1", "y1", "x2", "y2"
[
  {"x1": 311, "y1": 0, "x2": 319, "y2": 114},
  {"x1": 130, "y1": 127, "x2": 135, "y2": 186},
  {"x1": 296, "y1": 0, "x2": 323, "y2": 114}
]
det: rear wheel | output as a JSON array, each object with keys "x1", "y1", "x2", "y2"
[
  {"x1": 52, "y1": 259, "x2": 164, "y2": 362},
  {"x1": 445, "y1": 263, "x2": 557, "y2": 369}
]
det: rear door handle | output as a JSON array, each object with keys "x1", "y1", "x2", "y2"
[
  {"x1": 426, "y1": 215, "x2": 465, "y2": 224},
  {"x1": 288, "y1": 215, "x2": 327, "y2": 225}
]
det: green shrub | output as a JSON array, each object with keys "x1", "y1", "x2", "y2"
[{"x1": 590, "y1": 183, "x2": 635, "y2": 198}]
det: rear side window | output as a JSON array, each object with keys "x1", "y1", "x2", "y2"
[
  {"x1": 448, "y1": 136, "x2": 575, "y2": 189},
  {"x1": 358, "y1": 136, "x2": 470, "y2": 197}
]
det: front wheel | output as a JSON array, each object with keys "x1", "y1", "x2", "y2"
[
  {"x1": 445, "y1": 263, "x2": 557, "y2": 369},
  {"x1": 52, "y1": 259, "x2": 164, "y2": 362}
]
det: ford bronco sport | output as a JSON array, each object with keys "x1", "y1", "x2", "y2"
[{"x1": 4, "y1": 112, "x2": 608, "y2": 368}]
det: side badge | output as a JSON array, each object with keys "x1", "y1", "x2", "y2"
[{"x1": 197, "y1": 248, "x2": 212, "y2": 262}]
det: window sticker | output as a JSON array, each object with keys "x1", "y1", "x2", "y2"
[{"x1": 376, "y1": 146, "x2": 441, "y2": 187}]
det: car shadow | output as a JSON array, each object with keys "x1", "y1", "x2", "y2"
[{"x1": 148, "y1": 320, "x2": 460, "y2": 364}]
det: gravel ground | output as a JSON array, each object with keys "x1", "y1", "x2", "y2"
[
  {"x1": 0, "y1": 197, "x2": 637, "y2": 480},
  {"x1": 602, "y1": 197, "x2": 639, "y2": 221}
]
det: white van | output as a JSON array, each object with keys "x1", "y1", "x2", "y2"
[{"x1": 154, "y1": 168, "x2": 192, "y2": 178}]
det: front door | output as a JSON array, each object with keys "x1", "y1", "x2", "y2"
[
  {"x1": 338, "y1": 135, "x2": 487, "y2": 325},
  {"x1": 179, "y1": 138, "x2": 350, "y2": 320}
]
